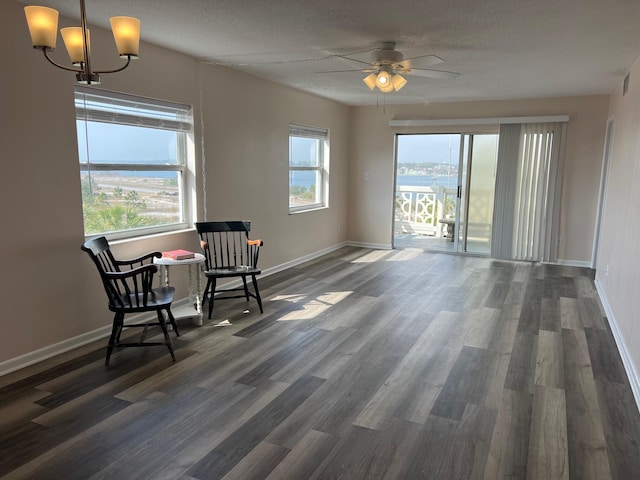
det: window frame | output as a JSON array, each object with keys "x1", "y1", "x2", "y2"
[
  {"x1": 75, "y1": 86, "x2": 193, "y2": 240},
  {"x1": 288, "y1": 124, "x2": 329, "y2": 214}
]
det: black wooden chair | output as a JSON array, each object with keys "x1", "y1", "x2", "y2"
[
  {"x1": 81, "y1": 236, "x2": 179, "y2": 365},
  {"x1": 195, "y1": 221, "x2": 264, "y2": 319}
]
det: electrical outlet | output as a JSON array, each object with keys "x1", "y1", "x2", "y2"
[{"x1": 605, "y1": 264, "x2": 609, "y2": 276}]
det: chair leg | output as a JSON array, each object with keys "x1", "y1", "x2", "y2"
[
  {"x1": 166, "y1": 307, "x2": 180, "y2": 337},
  {"x1": 202, "y1": 277, "x2": 212, "y2": 306},
  {"x1": 157, "y1": 310, "x2": 176, "y2": 362},
  {"x1": 106, "y1": 312, "x2": 124, "y2": 366},
  {"x1": 208, "y1": 278, "x2": 217, "y2": 319},
  {"x1": 242, "y1": 276, "x2": 250, "y2": 301},
  {"x1": 251, "y1": 275, "x2": 263, "y2": 313}
]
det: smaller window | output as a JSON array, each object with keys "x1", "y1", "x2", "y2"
[{"x1": 289, "y1": 124, "x2": 329, "y2": 213}]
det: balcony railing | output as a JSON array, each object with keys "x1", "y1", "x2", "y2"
[{"x1": 394, "y1": 185, "x2": 457, "y2": 237}]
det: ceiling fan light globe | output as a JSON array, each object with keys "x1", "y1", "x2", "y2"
[
  {"x1": 379, "y1": 81, "x2": 394, "y2": 93},
  {"x1": 391, "y1": 74, "x2": 407, "y2": 91},
  {"x1": 363, "y1": 73, "x2": 377, "y2": 90},
  {"x1": 375, "y1": 71, "x2": 390, "y2": 88}
]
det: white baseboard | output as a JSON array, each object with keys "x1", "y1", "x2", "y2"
[
  {"x1": 556, "y1": 259, "x2": 592, "y2": 268},
  {"x1": 347, "y1": 241, "x2": 392, "y2": 250},
  {"x1": 0, "y1": 241, "x2": 362, "y2": 377},
  {"x1": 595, "y1": 278, "x2": 640, "y2": 413}
]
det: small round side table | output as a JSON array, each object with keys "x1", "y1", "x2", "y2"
[{"x1": 154, "y1": 253, "x2": 205, "y2": 326}]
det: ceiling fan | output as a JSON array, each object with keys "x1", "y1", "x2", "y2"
[{"x1": 325, "y1": 42, "x2": 460, "y2": 92}]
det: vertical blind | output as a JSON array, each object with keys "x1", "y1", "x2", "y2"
[{"x1": 492, "y1": 122, "x2": 566, "y2": 262}]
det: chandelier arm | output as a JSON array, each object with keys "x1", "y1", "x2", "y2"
[
  {"x1": 79, "y1": 0, "x2": 92, "y2": 79},
  {"x1": 42, "y1": 49, "x2": 83, "y2": 73},
  {"x1": 94, "y1": 56, "x2": 132, "y2": 74}
]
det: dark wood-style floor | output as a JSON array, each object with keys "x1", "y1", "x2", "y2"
[{"x1": 2, "y1": 247, "x2": 640, "y2": 479}]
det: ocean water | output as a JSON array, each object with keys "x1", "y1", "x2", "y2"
[
  {"x1": 87, "y1": 170, "x2": 176, "y2": 179},
  {"x1": 290, "y1": 171, "x2": 457, "y2": 189},
  {"x1": 396, "y1": 174, "x2": 458, "y2": 188},
  {"x1": 96, "y1": 170, "x2": 459, "y2": 187}
]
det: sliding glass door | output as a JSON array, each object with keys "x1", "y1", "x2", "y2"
[
  {"x1": 461, "y1": 134, "x2": 498, "y2": 254},
  {"x1": 394, "y1": 133, "x2": 498, "y2": 254}
]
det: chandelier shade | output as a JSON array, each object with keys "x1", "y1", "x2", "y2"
[
  {"x1": 60, "y1": 27, "x2": 89, "y2": 64},
  {"x1": 109, "y1": 16, "x2": 140, "y2": 58},
  {"x1": 24, "y1": 6, "x2": 59, "y2": 50}
]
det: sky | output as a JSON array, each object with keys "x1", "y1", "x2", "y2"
[
  {"x1": 77, "y1": 122, "x2": 178, "y2": 164},
  {"x1": 397, "y1": 134, "x2": 461, "y2": 164}
]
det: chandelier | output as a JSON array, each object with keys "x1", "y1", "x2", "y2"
[{"x1": 24, "y1": 0, "x2": 140, "y2": 85}]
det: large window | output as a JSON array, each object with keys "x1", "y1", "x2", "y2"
[
  {"x1": 289, "y1": 124, "x2": 329, "y2": 213},
  {"x1": 75, "y1": 86, "x2": 193, "y2": 238}
]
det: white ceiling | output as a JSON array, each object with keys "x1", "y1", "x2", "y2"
[{"x1": 29, "y1": 0, "x2": 640, "y2": 106}]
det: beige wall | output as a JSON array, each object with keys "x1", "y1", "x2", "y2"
[
  {"x1": 348, "y1": 96, "x2": 610, "y2": 263},
  {"x1": 0, "y1": 1, "x2": 348, "y2": 365},
  {"x1": 596, "y1": 55, "x2": 640, "y2": 379}
]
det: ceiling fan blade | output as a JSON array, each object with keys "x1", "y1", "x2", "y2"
[
  {"x1": 407, "y1": 68, "x2": 460, "y2": 79},
  {"x1": 334, "y1": 55, "x2": 374, "y2": 67},
  {"x1": 398, "y1": 54, "x2": 444, "y2": 67},
  {"x1": 315, "y1": 68, "x2": 369, "y2": 74}
]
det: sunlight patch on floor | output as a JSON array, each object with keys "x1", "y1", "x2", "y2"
[
  {"x1": 277, "y1": 291, "x2": 352, "y2": 321},
  {"x1": 214, "y1": 319, "x2": 233, "y2": 327},
  {"x1": 270, "y1": 294, "x2": 308, "y2": 303},
  {"x1": 385, "y1": 248, "x2": 423, "y2": 262},
  {"x1": 351, "y1": 250, "x2": 394, "y2": 263}
]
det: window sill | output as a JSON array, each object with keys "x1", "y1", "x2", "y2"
[
  {"x1": 289, "y1": 205, "x2": 328, "y2": 215},
  {"x1": 93, "y1": 224, "x2": 193, "y2": 245}
]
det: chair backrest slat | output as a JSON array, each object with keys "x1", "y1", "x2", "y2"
[{"x1": 225, "y1": 230, "x2": 231, "y2": 268}]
